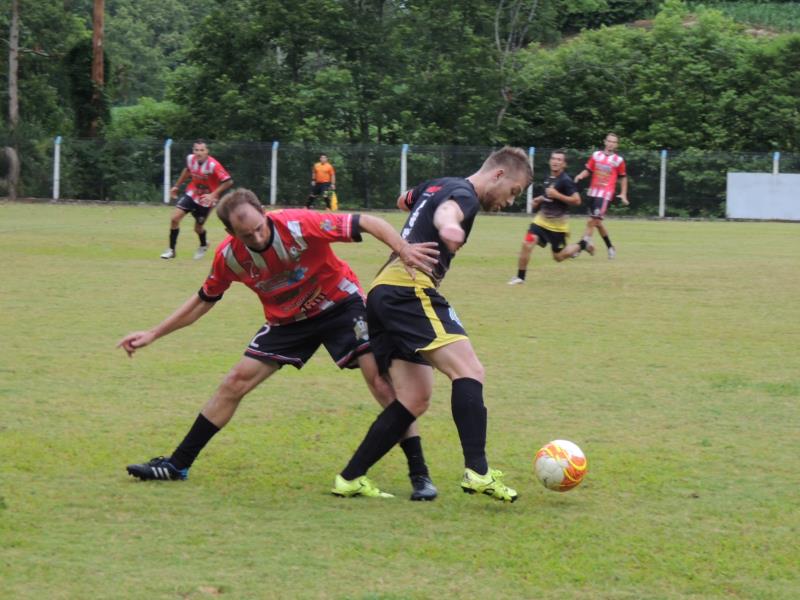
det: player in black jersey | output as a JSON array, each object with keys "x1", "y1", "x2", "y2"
[
  {"x1": 508, "y1": 149, "x2": 595, "y2": 285},
  {"x1": 332, "y1": 147, "x2": 532, "y2": 502}
]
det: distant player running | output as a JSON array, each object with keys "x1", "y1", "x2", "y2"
[
  {"x1": 574, "y1": 132, "x2": 628, "y2": 259},
  {"x1": 162, "y1": 139, "x2": 233, "y2": 260},
  {"x1": 508, "y1": 149, "x2": 594, "y2": 285}
]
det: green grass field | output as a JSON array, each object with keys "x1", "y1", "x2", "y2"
[{"x1": 1, "y1": 202, "x2": 799, "y2": 599}]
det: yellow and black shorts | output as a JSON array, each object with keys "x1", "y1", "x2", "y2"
[{"x1": 366, "y1": 283, "x2": 468, "y2": 373}]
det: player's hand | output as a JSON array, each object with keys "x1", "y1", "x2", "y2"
[
  {"x1": 618, "y1": 194, "x2": 629, "y2": 206},
  {"x1": 117, "y1": 331, "x2": 156, "y2": 357},
  {"x1": 397, "y1": 241, "x2": 439, "y2": 279},
  {"x1": 170, "y1": 186, "x2": 179, "y2": 200}
]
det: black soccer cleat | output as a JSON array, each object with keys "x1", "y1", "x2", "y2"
[
  {"x1": 409, "y1": 475, "x2": 438, "y2": 501},
  {"x1": 126, "y1": 456, "x2": 188, "y2": 481}
]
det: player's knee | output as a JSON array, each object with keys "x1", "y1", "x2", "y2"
[
  {"x1": 524, "y1": 232, "x2": 537, "y2": 246},
  {"x1": 220, "y1": 366, "x2": 256, "y2": 399}
]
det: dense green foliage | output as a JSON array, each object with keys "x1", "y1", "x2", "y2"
[{"x1": 3, "y1": 0, "x2": 800, "y2": 206}]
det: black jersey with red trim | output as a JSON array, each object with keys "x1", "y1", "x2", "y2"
[{"x1": 394, "y1": 177, "x2": 480, "y2": 286}]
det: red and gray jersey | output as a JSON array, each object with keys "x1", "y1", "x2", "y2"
[
  {"x1": 185, "y1": 154, "x2": 232, "y2": 206},
  {"x1": 585, "y1": 151, "x2": 626, "y2": 201},
  {"x1": 201, "y1": 209, "x2": 364, "y2": 325}
]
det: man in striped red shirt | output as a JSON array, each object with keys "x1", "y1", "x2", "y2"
[
  {"x1": 119, "y1": 188, "x2": 441, "y2": 500},
  {"x1": 574, "y1": 133, "x2": 629, "y2": 259},
  {"x1": 163, "y1": 139, "x2": 233, "y2": 260}
]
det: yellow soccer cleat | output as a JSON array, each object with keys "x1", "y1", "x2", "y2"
[
  {"x1": 331, "y1": 474, "x2": 394, "y2": 498},
  {"x1": 461, "y1": 467, "x2": 518, "y2": 503}
]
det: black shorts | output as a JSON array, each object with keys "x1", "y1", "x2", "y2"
[
  {"x1": 244, "y1": 295, "x2": 370, "y2": 369},
  {"x1": 527, "y1": 223, "x2": 568, "y2": 253},
  {"x1": 366, "y1": 284, "x2": 468, "y2": 374},
  {"x1": 311, "y1": 182, "x2": 332, "y2": 197},
  {"x1": 587, "y1": 196, "x2": 610, "y2": 219},
  {"x1": 176, "y1": 193, "x2": 211, "y2": 224}
]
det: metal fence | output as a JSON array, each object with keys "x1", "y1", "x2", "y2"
[{"x1": 5, "y1": 137, "x2": 799, "y2": 217}]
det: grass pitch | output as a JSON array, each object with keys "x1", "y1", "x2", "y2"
[{"x1": 1, "y1": 202, "x2": 798, "y2": 599}]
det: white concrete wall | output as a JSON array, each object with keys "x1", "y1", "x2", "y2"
[{"x1": 727, "y1": 173, "x2": 800, "y2": 220}]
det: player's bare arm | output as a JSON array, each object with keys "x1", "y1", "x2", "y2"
[
  {"x1": 202, "y1": 179, "x2": 234, "y2": 207},
  {"x1": 618, "y1": 177, "x2": 629, "y2": 205},
  {"x1": 433, "y1": 199, "x2": 466, "y2": 253},
  {"x1": 358, "y1": 214, "x2": 439, "y2": 276},
  {"x1": 574, "y1": 169, "x2": 590, "y2": 183},
  {"x1": 171, "y1": 168, "x2": 190, "y2": 199},
  {"x1": 117, "y1": 294, "x2": 216, "y2": 357},
  {"x1": 546, "y1": 186, "x2": 581, "y2": 206}
]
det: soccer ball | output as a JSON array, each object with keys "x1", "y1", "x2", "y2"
[{"x1": 534, "y1": 440, "x2": 588, "y2": 492}]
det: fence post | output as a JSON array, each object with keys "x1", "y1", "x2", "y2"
[
  {"x1": 400, "y1": 143, "x2": 408, "y2": 195},
  {"x1": 659, "y1": 149, "x2": 667, "y2": 218},
  {"x1": 52, "y1": 136, "x2": 62, "y2": 200},
  {"x1": 773, "y1": 151, "x2": 780, "y2": 175},
  {"x1": 163, "y1": 138, "x2": 172, "y2": 204},
  {"x1": 269, "y1": 141, "x2": 279, "y2": 206},
  {"x1": 526, "y1": 146, "x2": 535, "y2": 213}
]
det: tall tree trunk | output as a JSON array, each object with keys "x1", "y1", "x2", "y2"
[
  {"x1": 6, "y1": 0, "x2": 20, "y2": 199},
  {"x1": 89, "y1": 0, "x2": 105, "y2": 137}
]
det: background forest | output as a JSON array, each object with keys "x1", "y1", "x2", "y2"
[{"x1": 1, "y1": 0, "x2": 799, "y2": 209}]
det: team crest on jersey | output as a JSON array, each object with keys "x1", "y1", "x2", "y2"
[
  {"x1": 289, "y1": 246, "x2": 301, "y2": 261},
  {"x1": 353, "y1": 317, "x2": 369, "y2": 341},
  {"x1": 320, "y1": 219, "x2": 336, "y2": 232}
]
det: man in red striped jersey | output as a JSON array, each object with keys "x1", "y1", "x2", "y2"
[
  {"x1": 574, "y1": 133, "x2": 629, "y2": 259},
  {"x1": 162, "y1": 139, "x2": 234, "y2": 260},
  {"x1": 119, "y1": 188, "x2": 441, "y2": 500}
]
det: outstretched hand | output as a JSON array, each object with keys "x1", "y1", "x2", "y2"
[
  {"x1": 618, "y1": 194, "x2": 630, "y2": 206},
  {"x1": 117, "y1": 331, "x2": 156, "y2": 357},
  {"x1": 397, "y1": 241, "x2": 440, "y2": 280}
]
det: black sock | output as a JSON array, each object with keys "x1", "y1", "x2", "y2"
[
  {"x1": 169, "y1": 413, "x2": 221, "y2": 470},
  {"x1": 199, "y1": 231, "x2": 207, "y2": 247},
  {"x1": 516, "y1": 269, "x2": 526, "y2": 280},
  {"x1": 451, "y1": 378, "x2": 488, "y2": 474},
  {"x1": 579, "y1": 239, "x2": 587, "y2": 251},
  {"x1": 400, "y1": 436, "x2": 429, "y2": 478},
  {"x1": 602, "y1": 235, "x2": 612, "y2": 248},
  {"x1": 169, "y1": 228, "x2": 179, "y2": 250},
  {"x1": 341, "y1": 400, "x2": 416, "y2": 480}
]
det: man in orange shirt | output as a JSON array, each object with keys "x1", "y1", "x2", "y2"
[{"x1": 306, "y1": 154, "x2": 336, "y2": 209}]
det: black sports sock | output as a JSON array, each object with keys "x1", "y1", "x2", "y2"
[
  {"x1": 199, "y1": 231, "x2": 208, "y2": 247},
  {"x1": 400, "y1": 436, "x2": 429, "y2": 478},
  {"x1": 341, "y1": 400, "x2": 416, "y2": 480},
  {"x1": 602, "y1": 235, "x2": 612, "y2": 248},
  {"x1": 169, "y1": 228, "x2": 180, "y2": 250},
  {"x1": 169, "y1": 413, "x2": 221, "y2": 470},
  {"x1": 516, "y1": 269, "x2": 526, "y2": 280},
  {"x1": 451, "y1": 378, "x2": 488, "y2": 474}
]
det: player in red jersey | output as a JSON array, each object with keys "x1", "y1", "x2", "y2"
[
  {"x1": 162, "y1": 139, "x2": 234, "y2": 260},
  {"x1": 120, "y1": 188, "x2": 441, "y2": 500},
  {"x1": 574, "y1": 133, "x2": 629, "y2": 259}
]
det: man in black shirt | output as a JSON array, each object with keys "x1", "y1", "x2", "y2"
[
  {"x1": 508, "y1": 149, "x2": 594, "y2": 285},
  {"x1": 331, "y1": 147, "x2": 532, "y2": 502}
]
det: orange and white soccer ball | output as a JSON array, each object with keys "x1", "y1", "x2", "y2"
[{"x1": 534, "y1": 440, "x2": 588, "y2": 492}]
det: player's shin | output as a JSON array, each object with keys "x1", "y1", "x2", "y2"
[
  {"x1": 340, "y1": 400, "x2": 416, "y2": 480},
  {"x1": 451, "y1": 378, "x2": 488, "y2": 474},
  {"x1": 169, "y1": 413, "x2": 221, "y2": 470}
]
